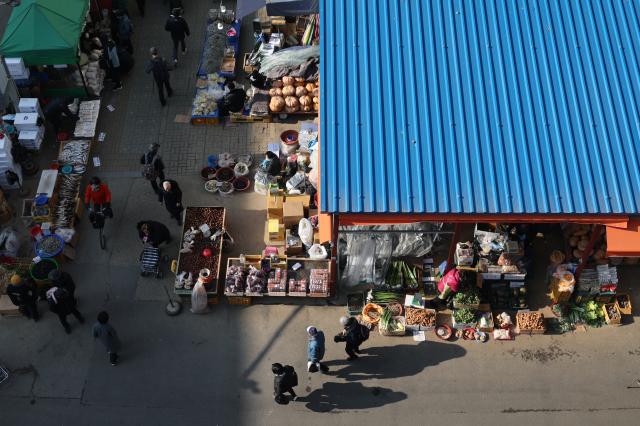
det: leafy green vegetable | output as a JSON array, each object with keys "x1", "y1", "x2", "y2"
[
  {"x1": 454, "y1": 287, "x2": 480, "y2": 306},
  {"x1": 453, "y1": 308, "x2": 476, "y2": 324}
]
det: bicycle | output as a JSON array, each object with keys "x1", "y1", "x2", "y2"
[{"x1": 89, "y1": 206, "x2": 110, "y2": 250}]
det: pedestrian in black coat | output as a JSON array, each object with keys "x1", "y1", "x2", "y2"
[
  {"x1": 159, "y1": 180, "x2": 183, "y2": 225},
  {"x1": 145, "y1": 47, "x2": 173, "y2": 106},
  {"x1": 6, "y1": 275, "x2": 39, "y2": 321},
  {"x1": 48, "y1": 270, "x2": 77, "y2": 299},
  {"x1": 272, "y1": 363, "x2": 298, "y2": 403},
  {"x1": 164, "y1": 8, "x2": 190, "y2": 64},
  {"x1": 140, "y1": 143, "x2": 166, "y2": 197},
  {"x1": 47, "y1": 286, "x2": 85, "y2": 334},
  {"x1": 137, "y1": 220, "x2": 171, "y2": 247}
]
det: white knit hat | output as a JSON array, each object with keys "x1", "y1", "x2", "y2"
[{"x1": 306, "y1": 326, "x2": 317, "y2": 336}]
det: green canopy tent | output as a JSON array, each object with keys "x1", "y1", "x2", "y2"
[
  {"x1": 0, "y1": 0, "x2": 90, "y2": 97},
  {"x1": 0, "y1": 0, "x2": 89, "y2": 65}
]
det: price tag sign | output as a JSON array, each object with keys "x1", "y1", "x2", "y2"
[
  {"x1": 292, "y1": 262, "x2": 302, "y2": 271},
  {"x1": 509, "y1": 281, "x2": 525, "y2": 288}
]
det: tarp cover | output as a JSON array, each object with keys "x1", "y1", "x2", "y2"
[
  {"x1": 606, "y1": 220, "x2": 640, "y2": 257},
  {"x1": 266, "y1": 0, "x2": 318, "y2": 16},
  {"x1": 0, "y1": 0, "x2": 89, "y2": 65}
]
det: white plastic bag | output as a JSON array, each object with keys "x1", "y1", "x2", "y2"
[
  {"x1": 0, "y1": 227, "x2": 20, "y2": 257},
  {"x1": 190, "y1": 280, "x2": 208, "y2": 314},
  {"x1": 298, "y1": 218, "x2": 314, "y2": 247},
  {"x1": 308, "y1": 243, "x2": 327, "y2": 259}
]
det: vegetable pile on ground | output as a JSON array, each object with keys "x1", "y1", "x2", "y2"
[
  {"x1": 516, "y1": 311, "x2": 545, "y2": 331},
  {"x1": 405, "y1": 307, "x2": 436, "y2": 327},
  {"x1": 453, "y1": 308, "x2": 476, "y2": 325},
  {"x1": 379, "y1": 308, "x2": 405, "y2": 334},
  {"x1": 385, "y1": 260, "x2": 419, "y2": 290}
]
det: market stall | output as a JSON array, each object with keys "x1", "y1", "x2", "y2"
[{"x1": 174, "y1": 207, "x2": 226, "y2": 298}]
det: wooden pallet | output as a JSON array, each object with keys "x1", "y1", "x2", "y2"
[{"x1": 230, "y1": 113, "x2": 272, "y2": 123}]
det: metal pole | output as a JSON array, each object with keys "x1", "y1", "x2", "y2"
[{"x1": 76, "y1": 62, "x2": 90, "y2": 98}]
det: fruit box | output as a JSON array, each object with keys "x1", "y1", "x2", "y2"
[
  {"x1": 615, "y1": 294, "x2": 632, "y2": 315},
  {"x1": 603, "y1": 303, "x2": 622, "y2": 325}
]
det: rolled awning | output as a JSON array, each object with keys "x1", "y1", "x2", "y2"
[{"x1": 606, "y1": 219, "x2": 640, "y2": 257}]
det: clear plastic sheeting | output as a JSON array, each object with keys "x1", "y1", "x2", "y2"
[
  {"x1": 258, "y1": 45, "x2": 319, "y2": 78},
  {"x1": 338, "y1": 223, "x2": 444, "y2": 289}
]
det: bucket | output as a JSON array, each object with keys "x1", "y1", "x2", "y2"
[
  {"x1": 34, "y1": 234, "x2": 65, "y2": 258},
  {"x1": 280, "y1": 130, "x2": 299, "y2": 155},
  {"x1": 29, "y1": 258, "x2": 59, "y2": 286},
  {"x1": 216, "y1": 167, "x2": 235, "y2": 182},
  {"x1": 201, "y1": 167, "x2": 217, "y2": 180},
  {"x1": 30, "y1": 225, "x2": 43, "y2": 241},
  {"x1": 198, "y1": 268, "x2": 213, "y2": 283},
  {"x1": 207, "y1": 155, "x2": 218, "y2": 168},
  {"x1": 233, "y1": 176, "x2": 250, "y2": 191}
]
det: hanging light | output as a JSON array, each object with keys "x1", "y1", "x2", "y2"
[{"x1": 217, "y1": 21, "x2": 224, "y2": 30}]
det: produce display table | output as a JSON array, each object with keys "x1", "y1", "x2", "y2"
[
  {"x1": 196, "y1": 20, "x2": 240, "y2": 79},
  {"x1": 175, "y1": 207, "x2": 226, "y2": 296}
]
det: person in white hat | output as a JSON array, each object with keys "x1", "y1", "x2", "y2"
[{"x1": 306, "y1": 326, "x2": 328, "y2": 373}]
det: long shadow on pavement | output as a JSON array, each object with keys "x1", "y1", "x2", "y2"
[
  {"x1": 302, "y1": 382, "x2": 407, "y2": 413},
  {"x1": 324, "y1": 340, "x2": 466, "y2": 381}
]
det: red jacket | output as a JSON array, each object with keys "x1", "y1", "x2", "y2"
[{"x1": 84, "y1": 183, "x2": 112, "y2": 205}]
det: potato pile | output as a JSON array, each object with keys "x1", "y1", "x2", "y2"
[
  {"x1": 567, "y1": 224, "x2": 606, "y2": 262},
  {"x1": 405, "y1": 307, "x2": 436, "y2": 327},
  {"x1": 269, "y1": 76, "x2": 319, "y2": 113},
  {"x1": 516, "y1": 311, "x2": 545, "y2": 330}
]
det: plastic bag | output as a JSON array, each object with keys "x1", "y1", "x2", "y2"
[
  {"x1": 308, "y1": 243, "x2": 327, "y2": 259},
  {"x1": 0, "y1": 227, "x2": 20, "y2": 257},
  {"x1": 190, "y1": 280, "x2": 208, "y2": 314},
  {"x1": 298, "y1": 218, "x2": 314, "y2": 247}
]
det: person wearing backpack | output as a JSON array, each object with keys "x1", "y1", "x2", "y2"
[
  {"x1": 47, "y1": 286, "x2": 85, "y2": 334},
  {"x1": 272, "y1": 363, "x2": 299, "y2": 403},
  {"x1": 145, "y1": 47, "x2": 173, "y2": 106},
  {"x1": 140, "y1": 143, "x2": 165, "y2": 197},
  {"x1": 335, "y1": 316, "x2": 370, "y2": 360}
]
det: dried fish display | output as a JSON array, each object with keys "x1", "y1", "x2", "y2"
[
  {"x1": 200, "y1": 23, "x2": 232, "y2": 75},
  {"x1": 73, "y1": 100, "x2": 101, "y2": 138},
  {"x1": 54, "y1": 174, "x2": 81, "y2": 228},
  {"x1": 59, "y1": 140, "x2": 90, "y2": 166}
]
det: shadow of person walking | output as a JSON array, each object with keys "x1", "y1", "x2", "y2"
[
  {"x1": 303, "y1": 382, "x2": 407, "y2": 413},
  {"x1": 324, "y1": 340, "x2": 466, "y2": 381}
]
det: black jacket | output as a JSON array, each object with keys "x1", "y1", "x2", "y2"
[
  {"x1": 159, "y1": 180, "x2": 182, "y2": 208},
  {"x1": 137, "y1": 220, "x2": 171, "y2": 246},
  {"x1": 52, "y1": 272, "x2": 76, "y2": 299},
  {"x1": 222, "y1": 89, "x2": 246, "y2": 113},
  {"x1": 165, "y1": 15, "x2": 190, "y2": 40},
  {"x1": 145, "y1": 57, "x2": 170, "y2": 83},
  {"x1": 274, "y1": 366, "x2": 297, "y2": 394},
  {"x1": 48, "y1": 288, "x2": 76, "y2": 315},
  {"x1": 7, "y1": 283, "x2": 37, "y2": 306},
  {"x1": 140, "y1": 151, "x2": 165, "y2": 177}
]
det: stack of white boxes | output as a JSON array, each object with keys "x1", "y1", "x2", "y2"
[
  {"x1": 4, "y1": 57, "x2": 29, "y2": 80},
  {"x1": 17, "y1": 98, "x2": 44, "y2": 150},
  {"x1": 0, "y1": 137, "x2": 22, "y2": 189}
]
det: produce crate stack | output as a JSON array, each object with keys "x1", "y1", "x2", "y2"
[
  {"x1": 0, "y1": 137, "x2": 22, "y2": 189},
  {"x1": 4, "y1": 57, "x2": 29, "y2": 80},
  {"x1": 16, "y1": 98, "x2": 45, "y2": 150}
]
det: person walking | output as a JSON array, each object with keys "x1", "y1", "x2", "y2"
[
  {"x1": 145, "y1": 48, "x2": 173, "y2": 106},
  {"x1": 272, "y1": 363, "x2": 298, "y2": 404},
  {"x1": 335, "y1": 316, "x2": 370, "y2": 360},
  {"x1": 106, "y1": 38, "x2": 124, "y2": 91},
  {"x1": 140, "y1": 143, "x2": 165, "y2": 197},
  {"x1": 114, "y1": 10, "x2": 134, "y2": 54},
  {"x1": 168, "y1": 0, "x2": 183, "y2": 14},
  {"x1": 306, "y1": 326, "x2": 328, "y2": 373},
  {"x1": 6, "y1": 275, "x2": 39, "y2": 321},
  {"x1": 137, "y1": 220, "x2": 171, "y2": 247},
  {"x1": 93, "y1": 311, "x2": 121, "y2": 366},
  {"x1": 164, "y1": 8, "x2": 190, "y2": 66},
  {"x1": 84, "y1": 177, "x2": 113, "y2": 217},
  {"x1": 47, "y1": 286, "x2": 85, "y2": 334},
  {"x1": 48, "y1": 270, "x2": 77, "y2": 299},
  {"x1": 159, "y1": 180, "x2": 183, "y2": 225}
]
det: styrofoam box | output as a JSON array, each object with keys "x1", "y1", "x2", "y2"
[
  {"x1": 5, "y1": 57, "x2": 25, "y2": 75},
  {"x1": 0, "y1": 137, "x2": 11, "y2": 152},
  {"x1": 11, "y1": 68, "x2": 30, "y2": 80},
  {"x1": 18, "y1": 128, "x2": 43, "y2": 144},
  {"x1": 14, "y1": 113, "x2": 39, "y2": 131},
  {"x1": 18, "y1": 98, "x2": 42, "y2": 115}
]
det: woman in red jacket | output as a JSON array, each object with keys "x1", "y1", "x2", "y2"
[{"x1": 84, "y1": 177, "x2": 113, "y2": 217}]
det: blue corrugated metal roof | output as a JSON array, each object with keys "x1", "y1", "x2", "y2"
[{"x1": 320, "y1": 0, "x2": 640, "y2": 215}]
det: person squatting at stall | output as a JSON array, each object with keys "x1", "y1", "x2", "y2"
[
  {"x1": 47, "y1": 286, "x2": 85, "y2": 334},
  {"x1": 219, "y1": 82, "x2": 246, "y2": 116},
  {"x1": 6, "y1": 275, "x2": 39, "y2": 321},
  {"x1": 264, "y1": 151, "x2": 281, "y2": 177},
  {"x1": 43, "y1": 97, "x2": 79, "y2": 135},
  {"x1": 159, "y1": 180, "x2": 183, "y2": 226},
  {"x1": 145, "y1": 47, "x2": 173, "y2": 106},
  {"x1": 306, "y1": 326, "x2": 328, "y2": 373},
  {"x1": 137, "y1": 220, "x2": 171, "y2": 247},
  {"x1": 140, "y1": 143, "x2": 166, "y2": 197},
  {"x1": 48, "y1": 270, "x2": 77, "y2": 299},
  {"x1": 84, "y1": 177, "x2": 113, "y2": 218},
  {"x1": 335, "y1": 316, "x2": 370, "y2": 360},
  {"x1": 272, "y1": 363, "x2": 299, "y2": 403}
]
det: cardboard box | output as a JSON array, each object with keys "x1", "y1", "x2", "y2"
[
  {"x1": 267, "y1": 192, "x2": 283, "y2": 218},
  {"x1": 264, "y1": 220, "x2": 285, "y2": 245},
  {"x1": 285, "y1": 229, "x2": 303, "y2": 255},
  {"x1": 283, "y1": 201, "x2": 304, "y2": 228}
]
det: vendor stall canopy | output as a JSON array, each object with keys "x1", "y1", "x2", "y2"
[
  {"x1": 320, "y1": 0, "x2": 640, "y2": 217},
  {"x1": 0, "y1": 0, "x2": 89, "y2": 65}
]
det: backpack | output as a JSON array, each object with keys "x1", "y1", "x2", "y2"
[
  {"x1": 141, "y1": 153, "x2": 158, "y2": 180},
  {"x1": 283, "y1": 365, "x2": 298, "y2": 388}
]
